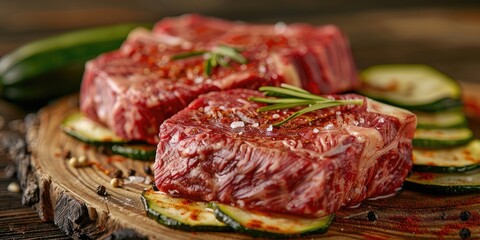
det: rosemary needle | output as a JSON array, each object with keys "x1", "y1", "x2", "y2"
[
  {"x1": 249, "y1": 83, "x2": 364, "y2": 126},
  {"x1": 170, "y1": 45, "x2": 248, "y2": 76}
]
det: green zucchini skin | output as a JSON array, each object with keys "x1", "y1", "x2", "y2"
[
  {"x1": 394, "y1": 98, "x2": 462, "y2": 113},
  {"x1": 413, "y1": 164, "x2": 480, "y2": 174},
  {"x1": 404, "y1": 170, "x2": 480, "y2": 194},
  {"x1": 213, "y1": 203, "x2": 334, "y2": 238},
  {"x1": 111, "y1": 144, "x2": 156, "y2": 161},
  {"x1": 0, "y1": 23, "x2": 150, "y2": 103},
  {"x1": 141, "y1": 189, "x2": 231, "y2": 232}
]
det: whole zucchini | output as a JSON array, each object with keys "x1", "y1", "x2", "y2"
[{"x1": 0, "y1": 23, "x2": 150, "y2": 103}]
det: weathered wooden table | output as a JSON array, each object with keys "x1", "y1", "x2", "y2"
[{"x1": 1, "y1": 1, "x2": 480, "y2": 239}]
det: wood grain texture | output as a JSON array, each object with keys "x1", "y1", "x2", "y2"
[{"x1": 17, "y1": 83, "x2": 480, "y2": 239}]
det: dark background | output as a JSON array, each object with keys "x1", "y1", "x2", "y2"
[
  {"x1": 1, "y1": 0, "x2": 480, "y2": 83},
  {"x1": 1, "y1": 1, "x2": 479, "y2": 239}
]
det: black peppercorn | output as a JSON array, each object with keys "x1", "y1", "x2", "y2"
[
  {"x1": 367, "y1": 211, "x2": 378, "y2": 221},
  {"x1": 128, "y1": 169, "x2": 136, "y2": 176},
  {"x1": 62, "y1": 150, "x2": 72, "y2": 160},
  {"x1": 440, "y1": 212, "x2": 447, "y2": 220},
  {"x1": 112, "y1": 169, "x2": 123, "y2": 178},
  {"x1": 459, "y1": 228, "x2": 471, "y2": 239},
  {"x1": 144, "y1": 165, "x2": 152, "y2": 175},
  {"x1": 460, "y1": 210, "x2": 471, "y2": 221},
  {"x1": 96, "y1": 185, "x2": 107, "y2": 196}
]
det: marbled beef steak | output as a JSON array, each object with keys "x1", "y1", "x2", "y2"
[
  {"x1": 80, "y1": 14, "x2": 359, "y2": 144},
  {"x1": 153, "y1": 89, "x2": 417, "y2": 217}
]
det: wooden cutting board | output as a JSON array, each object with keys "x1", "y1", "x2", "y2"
[{"x1": 21, "y1": 83, "x2": 480, "y2": 239}]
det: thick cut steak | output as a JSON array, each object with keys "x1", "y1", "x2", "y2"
[
  {"x1": 154, "y1": 89, "x2": 416, "y2": 217},
  {"x1": 80, "y1": 14, "x2": 359, "y2": 144}
]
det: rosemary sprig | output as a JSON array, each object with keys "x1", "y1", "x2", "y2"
[
  {"x1": 249, "y1": 83, "x2": 364, "y2": 126},
  {"x1": 170, "y1": 45, "x2": 248, "y2": 76}
]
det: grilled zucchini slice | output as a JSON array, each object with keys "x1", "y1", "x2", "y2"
[
  {"x1": 404, "y1": 169, "x2": 480, "y2": 194},
  {"x1": 359, "y1": 64, "x2": 462, "y2": 112},
  {"x1": 213, "y1": 203, "x2": 334, "y2": 238},
  {"x1": 61, "y1": 112, "x2": 126, "y2": 145},
  {"x1": 413, "y1": 128, "x2": 474, "y2": 149},
  {"x1": 415, "y1": 109, "x2": 467, "y2": 129},
  {"x1": 141, "y1": 189, "x2": 230, "y2": 232},
  {"x1": 413, "y1": 140, "x2": 480, "y2": 173}
]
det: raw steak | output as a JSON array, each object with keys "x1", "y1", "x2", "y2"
[
  {"x1": 80, "y1": 14, "x2": 359, "y2": 144},
  {"x1": 154, "y1": 89, "x2": 416, "y2": 217}
]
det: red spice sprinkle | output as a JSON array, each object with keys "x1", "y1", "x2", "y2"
[
  {"x1": 245, "y1": 219, "x2": 263, "y2": 229},
  {"x1": 91, "y1": 162, "x2": 110, "y2": 175},
  {"x1": 189, "y1": 210, "x2": 200, "y2": 221},
  {"x1": 265, "y1": 225, "x2": 281, "y2": 231},
  {"x1": 107, "y1": 156, "x2": 125, "y2": 164},
  {"x1": 416, "y1": 172, "x2": 435, "y2": 180}
]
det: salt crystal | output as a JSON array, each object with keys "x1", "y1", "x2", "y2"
[
  {"x1": 313, "y1": 128, "x2": 320, "y2": 133},
  {"x1": 274, "y1": 21, "x2": 287, "y2": 33},
  {"x1": 124, "y1": 176, "x2": 145, "y2": 184},
  {"x1": 336, "y1": 111, "x2": 342, "y2": 116},
  {"x1": 252, "y1": 122, "x2": 259, "y2": 127},
  {"x1": 144, "y1": 176, "x2": 153, "y2": 185},
  {"x1": 259, "y1": 65, "x2": 267, "y2": 74},
  {"x1": 359, "y1": 118, "x2": 365, "y2": 124},
  {"x1": 194, "y1": 77, "x2": 204, "y2": 84},
  {"x1": 324, "y1": 123, "x2": 334, "y2": 129},
  {"x1": 266, "y1": 125, "x2": 273, "y2": 132},
  {"x1": 230, "y1": 121, "x2": 245, "y2": 129},
  {"x1": 204, "y1": 106, "x2": 212, "y2": 115},
  {"x1": 272, "y1": 114, "x2": 280, "y2": 119},
  {"x1": 379, "y1": 118, "x2": 385, "y2": 123}
]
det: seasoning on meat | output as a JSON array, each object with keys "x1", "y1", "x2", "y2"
[
  {"x1": 153, "y1": 89, "x2": 417, "y2": 217},
  {"x1": 80, "y1": 14, "x2": 359, "y2": 144}
]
